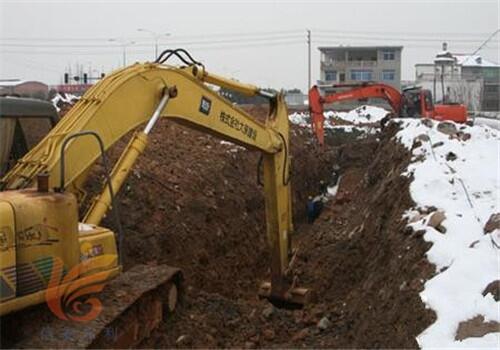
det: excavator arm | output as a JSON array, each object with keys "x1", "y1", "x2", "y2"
[
  {"x1": 1, "y1": 59, "x2": 307, "y2": 306},
  {"x1": 308, "y1": 82, "x2": 403, "y2": 146}
]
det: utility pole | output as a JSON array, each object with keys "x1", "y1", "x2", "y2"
[{"x1": 307, "y1": 29, "x2": 311, "y2": 90}]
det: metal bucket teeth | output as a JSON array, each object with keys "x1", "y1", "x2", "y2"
[{"x1": 258, "y1": 281, "x2": 311, "y2": 309}]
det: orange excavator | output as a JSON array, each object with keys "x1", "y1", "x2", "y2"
[{"x1": 308, "y1": 82, "x2": 468, "y2": 146}]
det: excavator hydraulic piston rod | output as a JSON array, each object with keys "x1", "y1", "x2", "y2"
[
  {"x1": 84, "y1": 89, "x2": 172, "y2": 225},
  {"x1": 191, "y1": 65, "x2": 276, "y2": 98}
]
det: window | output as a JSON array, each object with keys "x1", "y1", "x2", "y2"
[
  {"x1": 483, "y1": 68, "x2": 500, "y2": 80},
  {"x1": 423, "y1": 91, "x2": 434, "y2": 111},
  {"x1": 484, "y1": 100, "x2": 500, "y2": 111},
  {"x1": 382, "y1": 49, "x2": 395, "y2": 60},
  {"x1": 325, "y1": 70, "x2": 337, "y2": 81},
  {"x1": 382, "y1": 70, "x2": 395, "y2": 81},
  {"x1": 350, "y1": 69, "x2": 372, "y2": 81},
  {"x1": 485, "y1": 84, "x2": 499, "y2": 93}
]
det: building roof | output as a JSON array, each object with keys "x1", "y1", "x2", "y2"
[
  {"x1": 0, "y1": 80, "x2": 26, "y2": 87},
  {"x1": 318, "y1": 45, "x2": 403, "y2": 52},
  {"x1": 416, "y1": 53, "x2": 500, "y2": 68},
  {"x1": 453, "y1": 54, "x2": 499, "y2": 67},
  {"x1": 0, "y1": 97, "x2": 58, "y2": 123},
  {"x1": 0, "y1": 80, "x2": 48, "y2": 87}
]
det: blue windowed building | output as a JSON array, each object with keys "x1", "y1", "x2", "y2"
[{"x1": 318, "y1": 46, "x2": 403, "y2": 90}]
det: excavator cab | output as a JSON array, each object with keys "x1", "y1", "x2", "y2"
[
  {"x1": 0, "y1": 97, "x2": 59, "y2": 176},
  {"x1": 420, "y1": 90, "x2": 435, "y2": 118},
  {"x1": 401, "y1": 87, "x2": 434, "y2": 119}
]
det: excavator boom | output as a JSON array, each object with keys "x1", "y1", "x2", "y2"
[
  {"x1": 308, "y1": 83, "x2": 402, "y2": 146},
  {"x1": 1, "y1": 53, "x2": 306, "y2": 347}
]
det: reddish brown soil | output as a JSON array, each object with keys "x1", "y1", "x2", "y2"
[
  {"x1": 102, "y1": 119, "x2": 334, "y2": 299},
  {"x1": 2, "y1": 109, "x2": 436, "y2": 348},
  {"x1": 112, "y1": 120, "x2": 435, "y2": 348}
]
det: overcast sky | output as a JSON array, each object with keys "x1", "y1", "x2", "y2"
[{"x1": 0, "y1": 0, "x2": 498, "y2": 92}]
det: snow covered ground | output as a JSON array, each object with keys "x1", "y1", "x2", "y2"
[
  {"x1": 474, "y1": 117, "x2": 500, "y2": 131},
  {"x1": 325, "y1": 105, "x2": 389, "y2": 125},
  {"x1": 288, "y1": 112, "x2": 310, "y2": 128},
  {"x1": 51, "y1": 92, "x2": 79, "y2": 112},
  {"x1": 288, "y1": 105, "x2": 387, "y2": 138},
  {"x1": 288, "y1": 105, "x2": 389, "y2": 128},
  {"x1": 289, "y1": 108, "x2": 499, "y2": 346},
  {"x1": 396, "y1": 119, "x2": 499, "y2": 347}
]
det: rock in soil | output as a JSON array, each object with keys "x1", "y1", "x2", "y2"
[
  {"x1": 261, "y1": 305, "x2": 274, "y2": 319},
  {"x1": 455, "y1": 315, "x2": 500, "y2": 341},
  {"x1": 427, "y1": 210, "x2": 446, "y2": 229},
  {"x1": 484, "y1": 213, "x2": 500, "y2": 234},
  {"x1": 317, "y1": 317, "x2": 332, "y2": 330},
  {"x1": 437, "y1": 121, "x2": 458, "y2": 136},
  {"x1": 482, "y1": 280, "x2": 500, "y2": 301}
]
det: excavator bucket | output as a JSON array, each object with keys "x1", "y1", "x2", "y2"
[{"x1": 258, "y1": 281, "x2": 311, "y2": 309}]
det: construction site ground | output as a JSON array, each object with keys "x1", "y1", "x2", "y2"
[
  {"x1": 3, "y1": 105, "x2": 438, "y2": 348},
  {"x1": 138, "y1": 121, "x2": 436, "y2": 348}
]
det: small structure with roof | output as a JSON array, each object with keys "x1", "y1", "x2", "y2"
[
  {"x1": 415, "y1": 43, "x2": 500, "y2": 111},
  {"x1": 0, "y1": 80, "x2": 49, "y2": 100}
]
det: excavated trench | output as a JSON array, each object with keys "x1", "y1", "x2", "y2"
[
  {"x1": 125, "y1": 119, "x2": 435, "y2": 348},
  {"x1": 2, "y1": 110, "x2": 436, "y2": 348}
]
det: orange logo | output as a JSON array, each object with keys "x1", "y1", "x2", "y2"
[{"x1": 45, "y1": 254, "x2": 117, "y2": 322}]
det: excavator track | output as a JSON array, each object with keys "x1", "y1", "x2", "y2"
[{"x1": 8, "y1": 264, "x2": 182, "y2": 349}]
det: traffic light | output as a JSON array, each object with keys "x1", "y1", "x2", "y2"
[
  {"x1": 83, "y1": 73, "x2": 88, "y2": 84},
  {"x1": 73, "y1": 76, "x2": 80, "y2": 82},
  {"x1": 64, "y1": 73, "x2": 69, "y2": 84}
]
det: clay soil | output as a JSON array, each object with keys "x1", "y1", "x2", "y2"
[
  {"x1": 2, "y1": 107, "x2": 436, "y2": 348},
  {"x1": 108, "y1": 114, "x2": 435, "y2": 348}
]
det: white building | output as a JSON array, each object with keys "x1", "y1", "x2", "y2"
[{"x1": 415, "y1": 45, "x2": 500, "y2": 111}]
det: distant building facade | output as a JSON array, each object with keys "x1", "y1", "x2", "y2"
[
  {"x1": 53, "y1": 84, "x2": 92, "y2": 95},
  {"x1": 415, "y1": 45, "x2": 500, "y2": 111},
  {"x1": 0, "y1": 80, "x2": 49, "y2": 100},
  {"x1": 284, "y1": 89, "x2": 307, "y2": 108},
  {"x1": 318, "y1": 46, "x2": 403, "y2": 90}
]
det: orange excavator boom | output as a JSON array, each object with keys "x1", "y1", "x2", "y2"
[
  {"x1": 308, "y1": 83, "x2": 403, "y2": 146},
  {"x1": 308, "y1": 82, "x2": 467, "y2": 146}
]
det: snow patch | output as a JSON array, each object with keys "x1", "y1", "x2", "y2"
[
  {"x1": 394, "y1": 118, "x2": 500, "y2": 347},
  {"x1": 288, "y1": 112, "x2": 309, "y2": 127},
  {"x1": 51, "y1": 92, "x2": 79, "y2": 112},
  {"x1": 325, "y1": 105, "x2": 390, "y2": 125}
]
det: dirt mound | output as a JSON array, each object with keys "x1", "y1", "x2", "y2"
[
  {"x1": 96, "y1": 120, "x2": 334, "y2": 301},
  {"x1": 137, "y1": 122, "x2": 436, "y2": 348}
]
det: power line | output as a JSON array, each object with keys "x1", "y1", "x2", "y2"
[
  {"x1": 0, "y1": 40, "x2": 305, "y2": 56},
  {"x1": 0, "y1": 34, "x2": 304, "y2": 48},
  {"x1": 3, "y1": 34, "x2": 495, "y2": 51},
  {"x1": 471, "y1": 29, "x2": 500, "y2": 55},
  {"x1": 313, "y1": 28, "x2": 495, "y2": 37},
  {"x1": 0, "y1": 29, "x2": 304, "y2": 42},
  {"x1": 314, "y1": 33, "x2": 498, "y2": 43},
  {"x1": 1, "y1": 28, "x2": 492, "y2": 44}
]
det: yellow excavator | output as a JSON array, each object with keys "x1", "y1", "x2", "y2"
[{"x1": 0, "y1": 49, "x2": 308, "y2": 348}]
